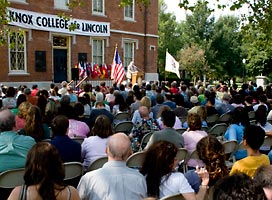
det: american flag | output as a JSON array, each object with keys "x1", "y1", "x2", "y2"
[{"x1": 111, "y1": 47, "x2": 124, "y2": 84}]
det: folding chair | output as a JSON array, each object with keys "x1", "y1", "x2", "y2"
[
  {"x1": 126, "y1": 151, "x2": 146, "y2": 170},
  {"x1": 206, "y1": 114, "x2": 219, "y2": 127},
  {"x1": 139, "y1": 131, "x2": 153, "y2": 151},
  {"x1": 217, "y1": 112, "x2": 232, "y2": 124},
  {"x1": 263, "y1": 136, "x2": 272, "y2": 147},
  {"x1": 63, "y1": 162, "x2": 83, "y2": 187},
  {"x1": 160, "y1": 193, "x2": 185, "y2": 200},
  {"x1": 72, "y1": 137, "x2": 85, "y2": 144},
  {"x1": 114, "y1": 121, "x2": 134, "y2": 135},
  {"x1": 176, "y1": 148, "x2": 188, "y2": 173},
  {"x1": 222, "y1": 140, "x2": 238, "y2": 169},
  {"x1": 0, "y1": 168, "x2": 25, "y2": 188},
  {"x1": 208, "y1": 123, "x2": 228, "y2": 139},
  {"x1": 178, "y1": 116, "x2": 187, "y2": 124},
  {"x1": 248, "y1": 111, "x2": 255, "y2": 120},
  {"x1": 184, "y1": 149, "x2": 200, "y2": 172},
  {"x1": 87, "y1": 156, "x2": 108, "y2": 172},
  {"x1": 64, "y1": 162, "x2": 83, "y2": 181},
  {"x1": 176, "y1": 128, "x2": 187, "y2": 135},
  {"x1": 114, "y1": 112, "x2": 131, "y2": 122}
]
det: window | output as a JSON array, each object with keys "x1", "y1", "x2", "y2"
[
  {"x1": 124, "y1": 0, "x2": 135, "y2": 20},
  {"x1": 123, "y1": 42, "x2": 134, "y2": 70},
  {"x1": 92, "y1": 39, "x2": 104, "y2": 65},
  {"x1": 8, "y1": 0, "x2": 27, "y2": 3},
  {"x1": 9, "y1": 31, "x2": 26, "y2": 72},
  {"x1": 54, "y1": 0, "x2": 69, "y2": 10},
  {"x1": 92, "y1": 0, "x2": 104, "y2": 15}
]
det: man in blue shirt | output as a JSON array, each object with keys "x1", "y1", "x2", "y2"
[
  {"x1": 0, "y1": 109, "x2": 36, "y2": 172},
  {"x1": 50, "y1": 115, "x2": 81, "y2": 162}
]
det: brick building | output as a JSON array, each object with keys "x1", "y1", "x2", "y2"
[{"x1": 0, "y1": 0, "x2": 158, "y2": 87}]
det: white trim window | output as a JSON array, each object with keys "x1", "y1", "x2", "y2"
[
  {"x1": 9, "y1": 30, "x2": 27, "y2": 73},
  {"x1": 8, "y1": 0, "x2": 27, "y2": 4},
  {"x1": 124, "y1": 0, "x2": 135, "y2": 21},
  {"x1": 123, "y1": 42, "x2": 134, "y2": 70},
  {"x1": 92, "y1": 0, "x2": 104, "y2": 15},
  {"x1": 54, "y1": 0, "x2": 69, "y2": 10},
  {"x1": 92, "y1": 39, "x2": 104, "y2": 65}
]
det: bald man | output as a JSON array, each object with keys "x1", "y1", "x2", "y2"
[
  {"x1": 77, "y1": 133, "x2": 147, "y2": 200},
  {"x1": 0, "y1": 109, "x2": 36, "y2": 172}
]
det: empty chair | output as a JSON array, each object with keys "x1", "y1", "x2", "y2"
[
  {"x1": 114, "y1": 121, "x2": 134, "y2": 134},
  {"x1": 208, "y1": 123, "x2": 228, "y2": 139},
  {"x1": 0, "y1": 168, "x2": 25, "y2": 188},
  {"x1": 87, "y1": 156, "x2": 108, "y2": 172},
  {"x1": 126, "y1": 151, "x2": 146, "y2": 169},
  {"x1": 217, "y1": 112, "x2": 232, "y2": 124},
  {"x1": 160, "y1": 193, "x2": 185, "y2": 200},
  {"x1": 206, "y1": 114, "x2": 219, "y2": 127}
]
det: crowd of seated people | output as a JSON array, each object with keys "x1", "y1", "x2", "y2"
[{"x1": 1, "y1": 80, "x2": 272, "y2": 199}]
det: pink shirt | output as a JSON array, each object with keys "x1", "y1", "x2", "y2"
[
  {"x1": 81, "y1": 135, "x2": 110, "y2": 171},
  {"x1": 68, "y1": 119, "x2": 90, "y2": 138},
  {"x1": 183, "y1": 130, "x2": 208, "y2": 168}
]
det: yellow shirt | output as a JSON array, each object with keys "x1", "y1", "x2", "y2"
[{"x1": 230, "y1": 154, "x2": 270, "y2": 177}]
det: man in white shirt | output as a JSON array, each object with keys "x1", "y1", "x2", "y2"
[{"x1": 77, "y1": 132, "x2": 147, "y2": 200}]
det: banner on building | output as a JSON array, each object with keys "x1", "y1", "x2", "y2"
[{"x1": 7, "y1": 7, "x2": 110, "y2": 37}]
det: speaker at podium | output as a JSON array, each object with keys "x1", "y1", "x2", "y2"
[{"x1": 132, "y1": 71, "x2": 144, "y2": 85}]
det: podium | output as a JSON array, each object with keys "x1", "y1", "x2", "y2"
[{"x1": 132, "y1": 71, "x2": 144, "y2": 85}]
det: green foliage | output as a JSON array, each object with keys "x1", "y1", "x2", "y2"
[
  {"x1": 210, "y1": 16, "x2": 243, "y2": 78},
  {"x1": 0, "y1": 0, "x2": 9, "y2": 46},
  {"x1": 158, "y1": 0, "x2": 183, "y2": 78},
  {"x1": 179, "y1": 45, "x2": 209, "y2": 80}
]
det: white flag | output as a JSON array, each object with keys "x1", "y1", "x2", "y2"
[{"x1": 165, "y1": 52, "x2": 180, "y2": 78}]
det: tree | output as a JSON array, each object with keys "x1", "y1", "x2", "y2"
[
  {"x1": 158, "y1": 0, "x2": 183, "y2": 79},
  {"x1": 179, "y1": 45, "x2": 209, "y2": 84},
  {"x1": 242, "y1": 26, "x2": 272, "y2": 77},
  {"x1": 210, "y1": 16, "x2": 243, "y2": 79}
]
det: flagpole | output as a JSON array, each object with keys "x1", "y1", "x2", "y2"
[{"x1": 165, "y1": 49, "x2": 168, "y2": 82}]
